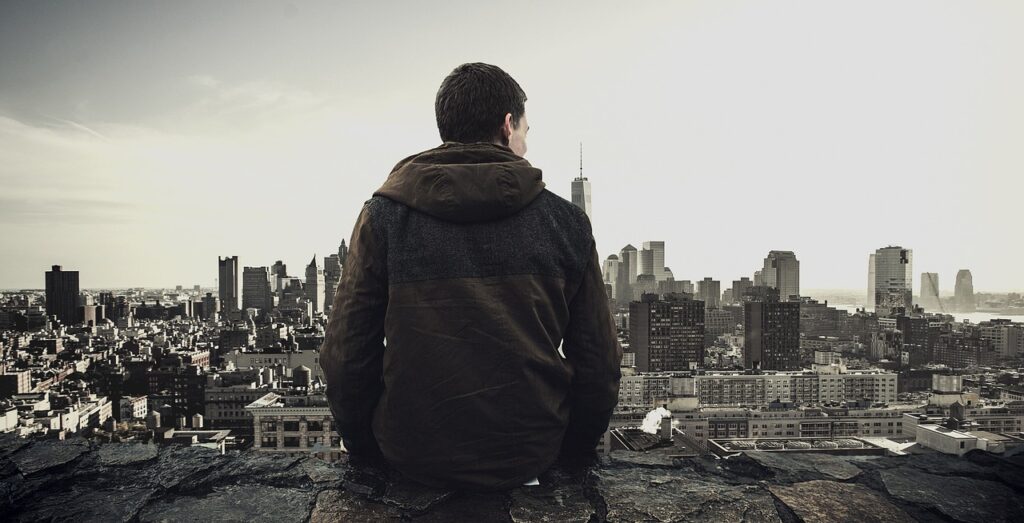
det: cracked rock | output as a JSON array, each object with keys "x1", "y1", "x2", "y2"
[
  {"x1": 880, "y1": 466, "x2": 1024, "y2": 523},
  {"x1": 596, "y1": 467, "x2": 781, "y2": 522},
  {"x1": 139, "y1": 484, "x2": 315, "y2": 523},
  {"x1": 769, "y1": 480, "x2": 913, "y2": 523},
  {"x1": 95, "y1": 443, "x2": 159, "y2": 467},
  {"x1": 310, "y1": 488, "x2": 402, "y2": 522},
  {"x1": 10, "y1": 439, "x2": 90, "y2": 476}
]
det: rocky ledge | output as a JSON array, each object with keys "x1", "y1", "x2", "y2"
[{"x1": 2, "y1": 433, "x2": 1023, "y2": 522}]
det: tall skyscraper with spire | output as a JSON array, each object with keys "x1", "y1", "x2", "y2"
[
  {"x1": 305, "y1": 256, "x2": 326, "y2": 314},
  {"x1": 338, "y1": 240, "x2": 349, "y2": 268},
  {"x1": 570, "y1": 143, "x2": 592, "y2": 219}
]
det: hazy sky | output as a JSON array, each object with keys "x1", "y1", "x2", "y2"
[{"x1": 2, "y1": 1, "x2": 1022, "y2": 292}]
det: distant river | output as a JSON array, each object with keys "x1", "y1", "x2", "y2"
[{"x1": 829, "y1": 303, "x2": 1024, "y2": 324}]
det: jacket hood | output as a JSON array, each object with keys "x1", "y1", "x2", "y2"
[{"x1": 373, "y1": 142, "x2": 545, "y2": 223}]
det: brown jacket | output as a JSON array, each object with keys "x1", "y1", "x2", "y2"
[{"x1": 319, "y1": 142, "x2": 621, "y2": 490}]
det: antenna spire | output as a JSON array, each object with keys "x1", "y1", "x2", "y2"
[{"x1": 579, "y1": 141, "x2": 583, "y2": 179}]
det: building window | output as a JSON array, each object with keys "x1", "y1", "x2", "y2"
[
  {"x1": 284, "y1": 436, "x2": 301, "y2": 448},
  {"x1": 261, "y1": 436, "x2": 277, "y2": 448},
  {"x1": 283, "y1": 421, "x2": 300, "y2": 432}
]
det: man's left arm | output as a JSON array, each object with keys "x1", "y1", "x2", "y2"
[{"x1": 319, "y1": 202, "x2": 388, "y2": 463}]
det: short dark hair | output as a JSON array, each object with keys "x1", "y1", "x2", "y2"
[{"x1": 435, "y1": 63, "x2": 527, "y2": 144}]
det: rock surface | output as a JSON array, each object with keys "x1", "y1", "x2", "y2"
[{"x1": 1, "y1": 433, "x2": 1024, "y2": 521}]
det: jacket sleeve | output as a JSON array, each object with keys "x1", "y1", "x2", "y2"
[
  {"x1": 319, "y1": 202, "x2": 388, "y2": 461},
  {"x1": 559, "y1": 238, "x2": 623, "y2": 460}
]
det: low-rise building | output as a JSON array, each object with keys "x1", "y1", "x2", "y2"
[{"x1": 246, "y1": 392, "x2": 343, "y2": 462}]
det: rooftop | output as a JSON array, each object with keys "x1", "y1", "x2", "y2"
[{"x1": 2, "y1": 433, "x2": 1023, "y2": 521}]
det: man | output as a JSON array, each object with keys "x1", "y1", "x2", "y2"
[{"x1": 320, "y1": 62, "x2": 622, "y2": 491}]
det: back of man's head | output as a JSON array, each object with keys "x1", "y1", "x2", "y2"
[{"x1": 435, "y1": 62, "x2": 527, "y2": 144}]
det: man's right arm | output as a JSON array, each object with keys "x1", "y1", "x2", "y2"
[
  {"x1": 319, "y1": 202, "x2": 388, "y2": 463},
  {"x1": 559, "y1": 238, "x2": 623, "y2": 462}
]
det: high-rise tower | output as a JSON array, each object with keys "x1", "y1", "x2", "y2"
[
  {"x1": 617, "y1": 245, "x2": 638, "y2": 304},
  {"x1": 242, "y1": 267, "x2": 273, "y2": 312},
  {"x1": 761, "y1": 250, "x2": 800, "y2": 301},
  {"x1": 570, "y1": 143, "x2": 592, "y2": 219},
  {"x1": 602, "y1": 255, "x2": 621, "y2": 301},
  {"x1": 954, "y1": 269, "x2": 975, "y2": 312},
  {"x1": 45, "y1": 265, "x2": 80, "y2": 325},
  {"x1": 338, "y1": 240, "x2": 349, "y2": 268},
  {"x1": 218, "y1": 256, "x2": 240, "y2": 314},
  {"x1": 305, "y1": 256, "x2": 326, "y2": 314},
  {"x1": 323, "y1": 254, "x2": 342, "y2": 312},
  {"x1": 743, "y1": 287, "x2": 800, "y2": 370},
  {"x1": 871, "y1": 246, "x2": 913, "y2": 315}
]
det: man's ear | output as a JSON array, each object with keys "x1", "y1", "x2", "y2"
[{"x1": 501, "y1": 113, "x2": 513, "y2": 139}]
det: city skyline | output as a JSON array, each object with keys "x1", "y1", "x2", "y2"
[{"x1": 2, "y1": 2, "x2": 1023, "y2": 291}]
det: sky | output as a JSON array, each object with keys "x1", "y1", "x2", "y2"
[{"x1": 1, "y1": 0, "x2": 1022, "y2": 292}]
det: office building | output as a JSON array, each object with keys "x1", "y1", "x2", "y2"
[
  {"x1": 218, "y1": 256, "x2": 240, "y2": 314},
  {"x1": 247, "y1": 393, "x2": 343, "y2": 462},
  {"x1": 697, "y1": 278, "x2": 721, "y2": 309},
  {"x1": 45, "y1": 265, "x2": 80, "y2": 325},
  {"x1": 270, "y1": 261, "x2": 287, "y2": 295},
  {"x1": 323, "y1": 254, "x2": 342, "y2": 312},
  {"x1": 305, "y1": 256, "x2": 326, "y2": 314},
  {"x1": 954, "y1": 269, "x2": 975, "y2": 312},
  {"x1": 629, "y1": 293, "x2": 705, "y2": 372},
  {"x1": 871, "y1": 246, "x2": 913, "y2": 314},
  {"x1": 761, "y1": 251, "x2": 800, "y2": 301},
  {"x1": 618, "y1": 367, "x2": 898, "y2": 409},
  {"x1": 641, "y1": 241, "x2": 668, "y2": 281},
  {"x1": 731, "y1": 277, "x2": 753, "y2": 305},
  {"x1": 744, "y1": 288, "x2": 801, "y2": 370},
  {"x1": 242, "y1": 267, "x2": 273, "y2": 312},
  {"x1": 617, "y1": 245, "x2": 638, "y2": 306},
  {"x1": 603, "y1": 255, "x2": 621, "y2": 301}
]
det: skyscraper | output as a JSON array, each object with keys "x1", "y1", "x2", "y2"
[
  {"x1": 242, "y1": 267, "x2": 273, "y2": 312},
  {"x1": 617, "y1": 244, "x2": 638, "y2": 306},
  {"x1": 743, "y1": 288, "x2": 801, "y2": 371},
  {"x1": 920, "y1": 272, "x2": 940, "y2": 311},
  {"x1": 270, "y1": 260, "x2": 287, "y2": 296},
  {"x1": 323, "y1": 254, "x2": 342, "y2": 312},
  {"x1": 629, "y1": 293, "x2": 705, "y2": 371},
  {"x1": 641, "y1": 241, "x2": 667, "y2": 281},
  {"x1": 697, "y1": 277, "x2": 721, "y2": 309},
  {"x1": 305, "y1": 256, "x2": 326, "y2": 314},
  {"x1": 761, "y1": 251, "x2": 800, "y2": 301},
  {"x1": 731, "y1": 277, "x2": 753, "y2": 305},
  {"x1": 602, "y1": 255, "x2": 621, "y2": 301},
  {"x1": 954, "y1": 269, "x2": 975, "y2": 312},
  {"x1": 45, "y1": 265, "x2": 80, "y2": 325},
  {"x1": 218, "y1": 256, "x2": 240, "y2": 314},
  {"x1": 338, "y1": 240, "x2": 349, "y2": 268},
  {"x1": 570, "y1": 143, "x2": 592, "y2": 219},
  {"x1": 871, "y1": 246, "x2": 913, "y2": 315}
]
